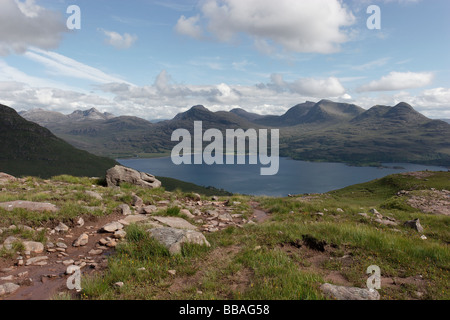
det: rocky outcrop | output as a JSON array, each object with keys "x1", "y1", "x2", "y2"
[
  {"x1": 106, "y1": 166, "x2": 161, "y2": 189},
  {"x1": 0, "y1": 173, "x2": 17, "y2": 184}
]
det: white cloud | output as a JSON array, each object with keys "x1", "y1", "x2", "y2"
[
  {"x1": 174, "y1": 15, "x2": 204, "y2": 40},
  {"x1": 23, "y1": 48, "x2": 133, "y2": 84},
  {"x1": 100, "y1": 29, "x2": 138, "y2": 49},
  {"x1": 352, "y1": 57, "x2": 391, "y2": 71},
  {"x1": 267, "y1": 74, "x2": 347, "y2": 98},
  {"x1": 0, "y1": 0, "x2": 67, "y2": 55},
  {"x1": 2, "y1": 67, "x2": 449, "y2": 121},
  {"x1": 175, "y1": 0, "x2": 356, "y2": 54},
  {"x1": 357, "y1": 71, "x2": 434, "y2": 92}
]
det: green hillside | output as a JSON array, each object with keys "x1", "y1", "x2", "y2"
[{"x1": 0, "y1": 103, "x2": 118, "y2": 178}]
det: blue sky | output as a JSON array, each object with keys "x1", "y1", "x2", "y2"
[{"x1": 0, "y1": 0, "x2": 449, "y2": 120}]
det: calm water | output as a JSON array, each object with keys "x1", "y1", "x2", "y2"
[{"x1": 118, "y1": 157, "x2": 448, "y2": 197}]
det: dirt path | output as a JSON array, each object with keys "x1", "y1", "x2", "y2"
[
  {"x1": 1, "y1": 214, "x2": 122, "y2": 300},
  {"x1": 1, "y1": 203, "x2": 272, "y2": 300}
]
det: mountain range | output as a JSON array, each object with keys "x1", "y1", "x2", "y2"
[
  {"x1": 18, "y1": 100, "x2": 450, "y2": 167},
  {"x1": 1, "y1": 104, "x2": 118, "y2": 178}
]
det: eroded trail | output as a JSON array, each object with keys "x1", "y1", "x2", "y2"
[{"x1": 1, "y1": 200, "x2": 271, "y2": 300}]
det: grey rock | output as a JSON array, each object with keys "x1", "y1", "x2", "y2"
[
  {"x1": 179, "y1": 209, "x2": 195, "y2": 219},
  {"x1": 0, "y1": 172, "x2": 17, "y2": 183},
  {"x1": 26, "y1": 256, "x2": 48, "y2": 266},
  {"x1": 118, "y1": 214, "x2": 149, "y2": 225},
  {"x1": 73, "y1": 233, "x2": 89, "y2": 247},
  {"x1": 131, "y1": 194, "x2": 144, "y2": 208},
  {"x1": 148, "y1": 227, "x2": 210, "y2": 255},
  {"x1": 116, "y1": 204, "x2": 132, "y2": 215},
  {"x1": 54, "y1": 222, "x2": 69, "y2": 233},
  {"x1": 22, "y1": 241, "x2": 44, "y2": 254},
  {"x1": 3, "y1": 236, "x2": 19, "y2": 250},
  {"x1": 106, "y1": 165, "x2": 161, "y2": 189},
  {"x1": 85, "y1": 191, "x2": 103, "y2": 200},
  {"x1": 0, "y1": 201, "x2": 58, "y2": 213},
  {"x1": 0, "y1": 283, "x2": 20, "y2": 296},
  {"x1": 101, "y1": 221, "x2": 124, "y2": 233},
  {"x1": 404, "y1": 219, "x2": 424, "y2": 233},
  {"x1": 374, "y1": 219, "x2": 398, "y2": 226},
  {"x1": 76, "y1": 217, "x2": 85, "y2": 227},
  {"x1": 320, "y1": 283, "x2": 380, "y2": 300},
  {"x1": 369, "y1": 208, "x2": 383, "y2": 219},
  {"x1": 140, "y1": 205, "x2": 157, "y2": 214},
  {"x1": 151, "y1": 216, "x2": 197, "y2": 230}
]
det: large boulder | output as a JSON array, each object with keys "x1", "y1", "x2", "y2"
[
  {"x1": 0, "y1": 173, "x2": 17, "y2": 184},
  {"x1": 147, "y1": 227, "x2": 210, "y2": 255},
  {"x1": 106, "y1": 166, "x2": 161, "y2": 189}
]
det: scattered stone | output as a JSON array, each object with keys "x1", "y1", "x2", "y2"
[
  {"x1": 211, "y1": 196, "x2": 219, "y2": 201},
  {"x1": 151, "y1": 216, "x2": 197, "y2": 230},
  {"x1": 190, "y1": 193, "x2": 201, "y2": 201},
  {"x1": 114, "y1": 230, "x2": 127, "y2": 239},
  {"x1": 420, "y1": 235, "x2": 427, "y2": 240},
  {"x1": 374, "y1": 219, "x2": 398, "y2": 226},
  {"x1": 54, "y1": 222, "x2": 69, "y2": 233},
  {"x1": 22, "y1": 241, "x2": 44, "y2": 254},
  {"x1": 0, "y1": 275, "x2": 14, "y2": 281},
  {"x1": 2, "y1": 236, "x2": 19, "y2": 250},
  {"x1": 76, "y1": 217, "x2": 85, "y2": 227},
  {"x1": 101, "y1": 221, "x2": 124, "y2": 233},
  {"x1": 218, "y1": 213, "x2": 233, "y2": 222},
  {"x1": 88, "y1": 249, "x2": 103, "y2": 256},
  {"x1": 148, "y1": 227, "x2": 210, "y2": 255},
  {"x1": 106, "y1": 165, "x2": 161, "y2": 189},
  {"x1": 56, "y1": 242, "x2": 67, "y2": 249},
  {"x1": 315, "y1": 212, "x2": 324, "y2": 216},
  {"x1": 86, "y1": 191, "x2": 103, "y2": 200},
  {"x1": 116, "y1": 204, "x2": 132, "y2": 216},
  {"x1": 168, "y1": 270, "x2": 177, "y2": 276},
  {"x1": 336, "y1": 208, "x2": 344, "y2": 213},
  {"x1": 206, "y1": 210, "x2": 219, "y2": 219},
  {"x1": 73, "y1": 233, "x2": 89, "y2": 247},
  {"x1": 26, "y1": 256, "x2": 48, "y2": 266},
  {"x1": 140, "y1": 205, "x2": 157, "y2": 215},
  {"x1": 320, "y1": 283, "x2": 380, "y2": 300},
  {"x1": 114, "y1": 282, "x2": 124, "y2": 288},
  {"x1": 0, "y1": 283, "x2": 20, "y2": 296},
  {"x1": 118, "y1": 214, "x2": 149, "y2": 225},
  {"x1": 369, "y1": 208, "x2": 383, "y2": 219},
  {"x1": 180, "y1": 209, "x2": 195, "y2": 219},
  {"x1": 404, "y1": 219, "x2": 424, "y2": 233},
  {"x1": 0, "y1": 201, "x2": 58, "y2": 213},
  {"x1": 62, "y1": 259, "x2": 75, "y2": 266},
  {"x1": 132, "y1": 194, "x2": 144, "y2": 208}
]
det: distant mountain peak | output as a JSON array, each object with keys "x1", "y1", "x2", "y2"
[{"x1": 68, "y1": 108, "x2": 115, "y2": 121}]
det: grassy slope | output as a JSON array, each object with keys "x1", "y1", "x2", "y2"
[
  {"x1": 2, "y1": 171, "x2": 446, "y2": 300},
  {"x1": 0, "y1": 104, "x2": 118, "y2": 178},
  {"x1": 82, "y1": 171, "x2": 449, "y2": 300}
]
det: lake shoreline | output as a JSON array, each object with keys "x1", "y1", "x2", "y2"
[{"x1": 117, "y1": 156, "x2": 448, "y2": 197}]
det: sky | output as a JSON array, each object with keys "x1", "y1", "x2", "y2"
[{"x1": 0, "y1": 0, "x2": 449, "y2": 120}]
